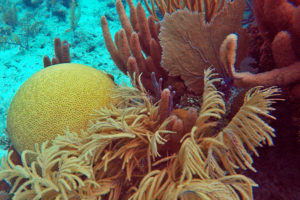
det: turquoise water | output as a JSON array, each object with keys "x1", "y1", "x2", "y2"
[{"x1": 0, "y1": 0, "x2": 143, "y2": 159}]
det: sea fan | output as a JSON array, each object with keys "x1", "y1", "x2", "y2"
[{"x1": 160, "y1": 0, "x2": 249, "y2": 94}]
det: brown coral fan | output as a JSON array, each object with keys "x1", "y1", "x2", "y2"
[
  {"x1": 0, "y1": 68, "x2": 280, "y2": 200},
  {"x1": 159, "y1": 0, "x2": 248, "y2": 94}
]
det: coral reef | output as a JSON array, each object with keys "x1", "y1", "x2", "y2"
[
  {"x1": 101, "y1": 0, "x2": 187, "y2": 99},
  {"x1": 1, "y1": 0, "x2": 299, "y2": 199},
  {"x1": 0, "y1": 68, "x2": 280, "y2": 199},
  {"x1": 100, "y1": 0, "x2": 300, "y2": 199},
  {"x1": 100, "y1": 0, "x2": 248, "y2": 102},
  {"x1": 103, "y1": 0, "x2": 300, "y2": 101}
]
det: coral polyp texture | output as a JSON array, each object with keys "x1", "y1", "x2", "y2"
[
  {"x1": 6, "y1": 63, "x2": 117, "y2": 160},
  {"x1": 0, "y1": 68, "x2": 280, "y2": 199}
]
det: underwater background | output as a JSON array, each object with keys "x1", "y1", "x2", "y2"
[
  {"x1": 0, "y1": 0, "x2": 299, "y2": 199},
  {"x1": 0, "y1": 0, "x2": 140, "y2": 159}
]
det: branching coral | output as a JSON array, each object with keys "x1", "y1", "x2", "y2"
[
  {"x1": 0, "y1": 68, "x2": 280, "y2": 200},
  {"x1": 101, "y1": 0, "x2": 186, "y2": 98}
]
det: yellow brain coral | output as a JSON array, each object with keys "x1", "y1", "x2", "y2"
[{"x1": 7, "y1": 63, "x2": 117, "y2": 157}]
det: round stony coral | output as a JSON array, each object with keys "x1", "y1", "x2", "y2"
[{"x1": 7, "y1": 63, "x2": 117, "y2": 157}]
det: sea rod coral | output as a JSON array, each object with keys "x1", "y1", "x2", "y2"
[
  {"x1": 0, "y1": 67, "x2": 280, "y2": 199},
  {"x1": 245, "y1": 0, "x2": 300, "y2": 99}
]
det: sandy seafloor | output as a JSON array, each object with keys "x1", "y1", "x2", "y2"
[{"x1": 0, "y1": 0, "x2": 142, "y2": 160}]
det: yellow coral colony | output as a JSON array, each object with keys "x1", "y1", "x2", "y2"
[
  {"x1": 6, "y1": 63, "x2": 116, "y2": 158},
  {"x1": 0, "y1": 68, "x2": 280, "y2": 200}
]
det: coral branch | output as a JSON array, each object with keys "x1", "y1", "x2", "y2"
[
  {"x1": 158, "y1": 88, "x2": 171, "y2": 124},
  {"x1": 221, "y1": 34, "x2": 300, "y2": 98},
  {"x1": 116, "y1": 0, "x2": 133, "y2": 40},
  {"x1": 101, "y1": 0, "x2": 177, "y2": 98},
  {"x1": 101, "y1": 16, "x2": 127, "y2": 74},
  {"x1": 232, "y1": 63, "x2": 300, "y2": 88},
  {"x1": 43, "y1": 38, "x2": 70, "y2": 68}
]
